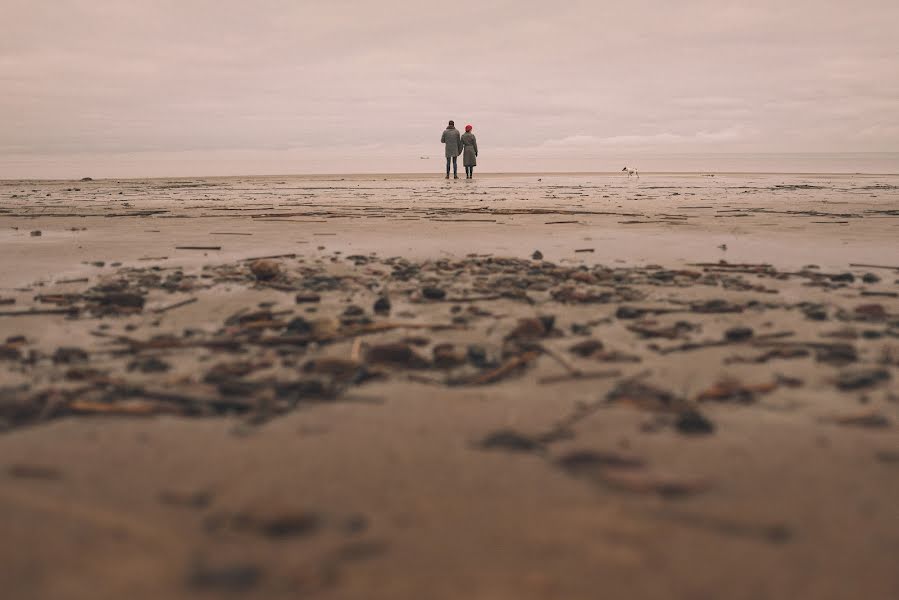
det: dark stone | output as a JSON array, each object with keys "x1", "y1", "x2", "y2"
[
  {"x1": 675, "y1": 411, "x2": 715, "y2": 435},
  {"x1": 373, "y1": 295, "x2": 391, "y2": 315},
  {"x1": 365, "y1": 342, "x2": 429, "y2": 368},
  {"x1": 466, "y1": 344, "x2": 489, "y2": 367},
  {"x1": 569, "y1": 339, "x2": 604, "y2": 356},
  {"x1": 342, "y1": 305, "x2": 365, "y2": 317},
  {"x1": 862, "y1": 272, "x2": 881, "y2": 283},
  {"x1": 615, "y1": 306, "x2": 645, "y2": 319},
  {"x1": 285, "y1": 317, "x2": 312, "y2": 334},
  {"x1": 30, "y1": 230, "x2": 41, "y2": 237},
  {"x1": 127, "y1": 356, "x2": 171, "y2": 373},
  {"x1": 52, "y1": 347, "x2": 88, "y2": 364},
  {"x1": 531, "y1": 250, "x2": 543, "y2": 260},
  {"x1": 479, "y1": 430, "x2": 543, "y2": 452},
  {"x1": 724, "y1": 326, "x2": 754, "y2": 342},
  {"x1": 421, "y1": 286, "x2": 446, "y2": 300},
  {"x1": 835, "y1": 368, "x2": 891, "y2": 390},
  {"x1": 691, "y1": 299, "x2": 743, "y2": 313},
  {"x1": 815, "y1": 343, "x2": 857, "y2": 364},
  {"x1": 829, "y1": 272, "x2": 855, "y2": 283},
  {"x1": 294, "y1": 292, "x2": 321, "y2": 304}
]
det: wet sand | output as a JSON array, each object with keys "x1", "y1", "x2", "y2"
[{"x1": 1, "y1": 173, "x2": 898, "y2": 599}]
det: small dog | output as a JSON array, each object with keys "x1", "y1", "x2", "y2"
[{"x1": 621, "y1": 166, "x2": 639, "y2": 178}]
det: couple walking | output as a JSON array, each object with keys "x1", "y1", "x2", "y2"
[{"x1": 441, "y1": 120, "x2": 478, "y2": 179}]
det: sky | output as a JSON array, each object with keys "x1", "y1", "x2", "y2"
[{"x1": 2, "y1": 0, "x2": 898, "y2": 178}]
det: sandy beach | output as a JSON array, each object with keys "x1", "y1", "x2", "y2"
[{"x1": 1, "y1": 172, "x2": 898, "y2": 599}]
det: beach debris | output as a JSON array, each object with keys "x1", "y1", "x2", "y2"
[
  {"x1": 295, "y1": 292, "x2": 321, "y2": 303},
  {"x1": 696, "y1": 378, "x2": 779, "y2": 403},
  {"x1": 478, "y1": 429, "x2": 544, "y2": 453},
  {"x1": 250, "y1": 259, "x2": 281, "y2": 281},
  {"x1": 834, "y1": 368, "x2": 891, "y2": 391},
  {"x1": 821, "y1": 412, "x2": 891, "y2": 428},
  {"x1": 365, "y1": 342, "x2": 429, "y2": 368},
  {"x1": 531, "y1": 250, "x2": 543, "y2": 260},
  {"x1": 420, "y1": 286, "x2": 446, "y2": 300},
  {"x1": 373, "y1": 295, "x2": 391, "y2": 315},
  {"x1": 30, "y1": 230, "x2": 41, "y2": 237}
]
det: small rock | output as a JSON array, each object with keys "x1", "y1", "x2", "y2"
[
  {"x1": 724, "y1": 326, "x2": 754, "y2": 342},
  {"x1": 829, "y1": 272, "x2": 855, "y2": 283},
  {"x1": 30, "y1": 230, "x2": 41, "y2": 237},
  {"x1": 531, "y1": 250, "x2": 543, "y2": 260},
  {"x1": 80, "y1": 177, "x2": 93, "y2": 181},
  {"x1": 815, "y1": 344, "x2": 857, "y2": 365},
  {"x1": 365, "y1": 342, "x2": 429, "y2": 368},
  {"x1": 249, "y1": 260, "x2": 280, "y2": 281},
  {"x1": 615, "y1": 306, "x2": 645, "y2": 319},
  {"x1": 127, "y1": 356, "x2": 171, "y2": 373},
  {"x1": 691, "y1": 299, "x2": 742, "y2": 314},
  {"x1": 479, "y1": 430, "x2": 543, "y2": 453},
  {"x1": 569, "y1": 339, "x2": 604, "y2": 357},
  {"x1": 835, "y1": 368, "x2": 891, "y2": 391},
  {"x1": 466, "y1": 344, "x2": 489, "y2": 367},
  {"x1": 294, "y1": 292, "x2": 321, "y2": 304},
  {"x1": 285, "y1": 317, "x2": 312, "y2": 334},
  {"x1": 342, "y1": 305, "x2": 365, "y2": 317},
  {"x1": 373, "y1": 295, "x2": 391, "y2": 315},
  {"x1": 675, "y1": 411, "x2": 715, "y2": 435},
  {"x1": 421, "y1": 286, "x2": 446, "y2": 300},
  {"x1": 862, "y1": 272, "x2": 881, "y2": 283},
  {"x1": 854, "y1": 304, "x2": 886, "y2": 321},
  {"x1": 52, "y1": 347, "x2": 89, "y2": 364}
]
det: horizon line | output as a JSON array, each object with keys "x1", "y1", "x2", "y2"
[{"x1": 3, "y1": 169, "x2": 899, "y2": 182}]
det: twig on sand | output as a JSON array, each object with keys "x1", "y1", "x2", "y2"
[
  {"x1": 241, "y1": 253, "x2": 297, "y2": 261},
  {"x1": 538, "y1": 370, "x2": 621, "y2": 385},
  {"x1": 175, "y1": 246, "x2": 221, "y2": 251},
  {"x1": 656, "y1": 331, "x2": 794, "y2": 355},
  {"x1": 0, "y1": 308, "x2": 78, "y2": 317},
  {"x1": 463, "y1": 351, "x2": 541, "y2": 385},
  {"x1": 152, "y1": 297, "x2": 198, "y2": 314},
  {"x1": 849, "y1": 263, "x2": 899, "y2": 271}
]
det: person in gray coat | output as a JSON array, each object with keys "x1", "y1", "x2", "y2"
[
  {"x1": 461, "y1": 124, "x2": 478, "y2": 179},
  {"x1": 440, "y1": 120, "x2": 463, "y2": 179}
]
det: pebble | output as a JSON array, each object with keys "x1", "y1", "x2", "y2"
[
  {"x1": 724, "y1": 326, "x2": 754, "y2": 342},
  {"x1": 862, "y1": 272, "x2": 881, "y2": 283},
  {"x1": 421, "y1": 286, "x2": 446, "y2": 300},
  {"x1": 835, "y1": 368, "x2": 891, "y2": 390},
  {"x1": 30, "y1": 230, "x2": 41, "y2": 237},
  {"x1": 531, "y1": 250, "x2": 543, "y2": 260},
  {"x1": 294, "y1": 292, "x2": 321, "y2": 304},
  {"x1": 373, "y1": 295, "x2": 391, "y2": 315},
  {"x1": 249, "y1": 260, "x2": 280, "y2": 281},
  {"x1": 675, "y1": 410, "x2": 715, "y2": 435}
]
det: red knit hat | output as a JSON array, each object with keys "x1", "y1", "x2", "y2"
[{"x1": 465, "y1": 125, "x2": 472, "y2": 132}]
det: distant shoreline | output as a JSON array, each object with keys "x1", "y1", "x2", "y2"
[{"x1": 3, "y1": 170, "x2": 899, "y2": 182}]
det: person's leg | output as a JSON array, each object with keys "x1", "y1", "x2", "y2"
[
  {"x1": 452, "y1": 156, "x2": 458, "y2": 178},
  {"x1": 446, "y1": 157, "x2": 450, "y2": 178},
  {"x1": 469, "y1": 166, "x2": 474, "y2": 178}
]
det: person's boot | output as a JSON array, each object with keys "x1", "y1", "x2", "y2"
[
  {"x1": 445, "y1": 174, "x2": 449, "y2": 179},
  {"x1": 454, "y1": 174, "x2": 459, "y2": 179}
]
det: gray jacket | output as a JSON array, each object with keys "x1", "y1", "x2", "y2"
[
  {"x1": 441, "y1": 127, "x2": 462, "y2": 158},
  {"x1": 461, "y1": 132, "x2": 478, "y2": 167}
]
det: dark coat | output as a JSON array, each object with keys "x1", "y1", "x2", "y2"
[
  {"x1": 441, "y1": 127, "x2": 462, "y2": 158},
  {"x1": 461, "y1": 132, "x2": 478, "y2": 167}
]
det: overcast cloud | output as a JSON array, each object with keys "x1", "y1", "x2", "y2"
[{"x1": 2, "y1": 0, "x2": 897, "y2": 177}]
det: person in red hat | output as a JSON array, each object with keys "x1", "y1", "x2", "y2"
[{"x1": 461, "y1": 124, "x2": 478, "y2": 179}]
